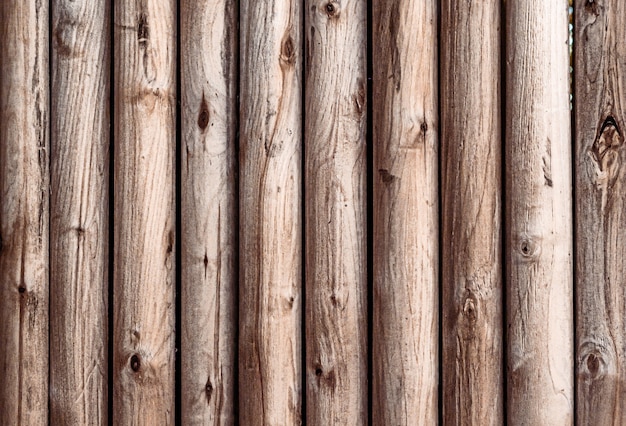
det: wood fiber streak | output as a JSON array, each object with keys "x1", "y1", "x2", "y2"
[
  {"x1": 113, "y1": 0, "x2": 176, "y2": 423},
  {"x1": 305, "y1": 0, "x2": 367, "y2": 424},
  {"x1": 0, "y1": 0, "x2": 49, "y2": 424},
  {"x1": 181, "y1": 0, "x2": 237, "y2": 423},
  {"x1": 239, "y1": 1, "x2": 303, "y2": 424},
  {"x1": 575, "y1": 1, "x2": 626, "y2": 424},
  {"x1": 372, "y1": 1, "x2": 438, "y2": 424},
  {"x1": 505, "y1": 1, "x2": 573, "y2": 424},
  {"x1": 441, "y1": 1, "x2": 503, "y2": 424},
  {"x1": 50, "y1": 0, "x2": 110, "y2": 423}
]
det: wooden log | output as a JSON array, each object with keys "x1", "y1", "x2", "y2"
[
  {"x1": 181, "y1": 0, "x2": 237, "y2": 423},
  {"x1": 505, "y1": 1, "x2": 573, "y2": 423},
  {"x1": 113, "y1": 0, "x2": 176, "y2": 423},
  {"x1": 0, "y1": 0, "x2": 49, "y2": 423},
  {"x1": 49, "y1": 0, "x2": 110, "y2": 423},
  {"x1": 239, "y1": 0, "x2": 303, "y2": 424},
  {"x1": 371, "y1": 1, "x2": 438, "y2": 424},
  {"x1": 304, "y1": 1, "x2": 367, "y2": 423},
  {"x1": 575, "y1": 1, "x2": 626, "y2": 423},
  {"x1": 440, "y1": 1, "x2": 503, "y2": 424}
]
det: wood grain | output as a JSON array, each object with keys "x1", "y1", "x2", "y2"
[
  {"x1": 0, "y1": 0, "x2": 49, "y2": 423},
  {"x1": 181, "y1": 0, "x2": 237, "y2": 423},
  {"x1": 440, "y1": 1, "x2": 503, "y2": 424},
  {"x1": 239, "y1": 1, "x2": 303, "y2": 424},
  {"x1": 49, "y1": 0, "x2": 110, "y2": 423},
  {"x1": 575, "y1": 1, "x2": 626, "y2": 423},
  {"x1": 371, "y1": 1, "x2": 438, "y2": 424},
  {"x1": 113, "y1": 0, "x2": 176, "y2": 423},
  {"x1": 305, "y1": 1, "x2": 367, "y2": 423},
  {"x1": 505, "y1": 1, "x2": 573, "y2": 423}
]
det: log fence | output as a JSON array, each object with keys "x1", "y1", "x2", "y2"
[{"x1": 0, "y1": 0, "x2": 622, "y2": 424}]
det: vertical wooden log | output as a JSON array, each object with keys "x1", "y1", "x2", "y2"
[
  {"x1": 113, "y1": 0, "x2": 176, "y2": 423},
  {"x1": 305, "y1": 1, "x2": 367, "y2": 423},
  {"x1": 441, "y1": 1, "x2": 503, "y2": 424},
  {"x1": 575, "y1": 1, "x2": 626, "y2": 423},
  {"x1": 505, "y1": 1, "x2": 573, "y2": 423},
  {"x1": 239, "y1": 0, "x2": 302, "y2": 424},
  {"x1": 181, "y1": 0, "x2": 237, "y2": 423},
  {"x1": 49, "y1": 0, "x2": 110, "y2": 423},
  {"x1": 0, "y1": 0, "x2": 49, "y2": 423},
  {"x1": 371, "y1": 1, "x2": 438, "y2": 424}
]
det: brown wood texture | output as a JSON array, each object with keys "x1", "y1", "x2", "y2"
[
  {"x1": 49, "y1": 0, "x2": 110, "y2": 423},
  {"x1": 113, "y1": 0, "x2": 177, "y2": 423},
  {"x1": 441, "y1": 1, "x2": 503, "y2": 424},
  {"x1": 181, "y1": 0, "x2": 238, "y2": 423},
  {"x1": 575, "y1": 1, "x2": 626, "y2": 423},
  {"x1": 0, "y1": 0, "x2": 50, "y2": 423},
  {"x1": 239, "y1": 1, "x2": 303, "y2": 424},
  {"x1": 505, "y1": 1, "x2": 574, "y2": 423},
  {"x1": 305, "y1": 0, "x2": 367, "y2": 423},
  {"x1": 372, "y1": 1, "x2": 438, "y2": 424}
]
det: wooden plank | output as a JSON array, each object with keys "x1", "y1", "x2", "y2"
[
  {"x1": 440, "y1": 1, "x2": 503, "y2": 424},
  {"x1": 113, "y1": 0, "x2": 176, "y2": 423},
  {"x1": 0, "y1": 0, "x2": 49, "y2": 423},
  {"x1": 49, "y1": 0, "x2": 110, "y2": 423},
  {"x1": 304, "y1": 1, "x2": 367, "y2": 423},
  {"x1": 505, "y1": 1, "x2": 573, "y2": 423},
  {"x1": 575, "y1": 1, "x2": 626, "y2": 423},
  {"x1": 181, "y1": 0, "x2": 237, "y2": 423},
  {"x1": 371, "y1": 1, "x2": 438, "y2": 424},
  {"x1": 238, "y1": 0, "x2": 303, "y2": 424}
]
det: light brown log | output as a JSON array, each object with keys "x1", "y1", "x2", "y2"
[
  {"x1": 49, "y1": 0, "x2": 110, "y2": 423},
  {"x1": 505, "y1": 1, "x2": 573, "y2": 423},
  {"x1": 113, "y1": 0, "x2": 176, "y2": 423},
  {"x1": 0, "y1": 0, "x2": 49, "y2": 423},
  {"x1": 440, "y1": 1, "x2": 503, "y2": 424},
  {"x1": 575, "y1": 1, "x2": 626, "y2": 423},
  {"x1": 371, "y1": 1, "x2": 438, "y2": 424},
  {"x1": 239, "y1": 1, "x2": 302, "y2": 424},
  {"x1": 305, "y1": 1, "x2": 367, "y2": 423},
  {"x1": 181, "y1": 0, "x2": 237, "y2": 423}
]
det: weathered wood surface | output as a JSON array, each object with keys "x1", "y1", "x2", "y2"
[
  {"x1": 441, "y1": 1, "x2": 503, "y2": 424},
  {"x1": 239, "y1": 0, "x2": 303, "y2": 424},
  {"x1": 113, "y1": 0, "x2": 176, "y2": 423},
  {"x1": 505, "y1": 1, "x2": 573, "y2": 423},
  {"x1": 305, "y1": 0, "x2": 367, "y2": 423},
  {"x1": 372, "y1": 1, "x2": 438, "y2": 424},
  {"x1": 181, "y1": 0, "x2": 237, "y2": 423},
  {"x1": 49, "y1": 0, "x2": 110, "y2": 423},
  {"x1": 0, "y1": 0, "x2": 50, "y2": 423},
  {"x1": 575, "y1": 1, "x2": 626, "y2": 423}
]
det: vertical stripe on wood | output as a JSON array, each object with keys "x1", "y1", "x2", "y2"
[
  {"x1": 49, "y1": 0, "x2": 110, "y2": 423},
  {"x1": 305, "y1": 0, "x2": 367, "y2": 423},
  {"x1": 113, "y1": 0, "x2": 177, "y2": 423},
  {"x1": 575, "y1": 0, "x2": 626, "y2": 423},
  {"x1": 239, "y1": 0, "x2": 303, "y2": 424},
  {"x1": 0, "y1": 0, "x2": 49, "y2": 423},
  {"x1": 181, "y1": 0, "x2": 238, "y2": 423},
  {"x1": 372, "y1": 0, "x2": 438, "y2": 424},
  {"x1": 505, "y1": 1, "x2": 573, "y2": 423},
  {"x1": 441, "y1": 0, "x2": 503, "y2": 424}
]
